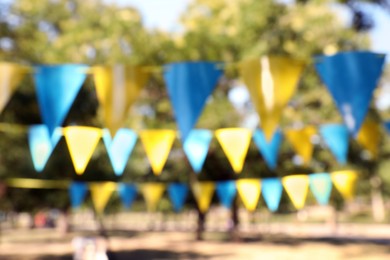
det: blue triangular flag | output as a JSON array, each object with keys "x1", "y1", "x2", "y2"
[
  {"x1": 102, "y1": 128, "x2": 138, "y2": 176},
  {"x1": 262, "y1": 178, "x2": 283, "y2": 212},
  {"x1": 320, "y1": 124, "x2": 349, "y2": 165},
  {"x1": 183, "y1": 129, "x2": 213, "y2": 173},
  {"x1": 315, "y1": 51, "x2": 385, "y2": 136},
  {"x1": 168, "y1": 183, "x2": 188, "y2": 212},
  {"x1": 69, "y1": 182, "x2": 88, "y2": 209},
  {"x1": 253, "y1": 129, "x2": 282, "y2": 169},
  {"x1": 384, "y1": 121, "x2": 390, "y2": 134},
  {"x1": 33, "y1": 65, "x2": 88, "y2": 134},
  {"x1": 216, "y1": 180, "x2": 237, "y2": 209},
  {"x1": 28, "y1": 125, "x2": 62, "y2": 172},
  {"x1": 309, "y1": 173, "x2": 332, "y2": 205},
  {"x1": 118, "y1": 183, "x2": 137, "y2": 209},
  {"x1": 164, "y1": 62, "x2": 222, "y2": 142}
]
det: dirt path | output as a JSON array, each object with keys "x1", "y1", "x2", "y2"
[{"x1": 1, "y1": 227, "x2": 390, "y2": 259}]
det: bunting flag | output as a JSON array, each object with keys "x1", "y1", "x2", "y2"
[
  {"x1": 0, "y1": 62, "x2": 27, "y2": 113},
  {"x1": 141, "y1": 183, "x2": 165, "y2": 212},
  {"x1": 262, "y1": 178, "x2": 283, "y2": 212},
  {"x1": 118, "y1": 183, "x2": 137, "y2": 209},
  {"x1": 252, "y1": 129, "x2": 283, "y2": 169},
  {"x1": 168, "y1": 183, "x2": 189, "y2": 212},
  {"x1": 163, "y1": 62, "x2": 222, "y2": 142},
  {"x1": 285, "y1": 126, "x2": 317, "y2": 165},
  {"x1": 90, "y1": 182, "x2": 117, "y2": 214},
  {"x1": 239, "y1": 57, "x2": 305, "y2": 140},
  {"x1": 63, "y1": 126, "x2": 102, "y2": 175},
  {"x1": 93, "y1": 65, "x2": 149, "y2": 135},
  {"x1": 356, "y1": 118, "x2": 381, "y2": 158},
  {"x1": 282, "y1": 175, "x2": 309, "y2": 210},
  {"x1": 215, "y1": 128, "x2": 252, "y2": 173},
  {"x1": 236, "y1": 179, "x2": 261, "y2": 211},
  {"x1": 139, "y1": 130, "x2": 176, "y2": 175},
  {"x1": 102, "y1": 128, "x2": 138, "y2": 176},
  {"x1": 320, "y1": 124, "x2": 349, "y2": 164},
  {"x1": 384, "y1": 121, "x2": 390, "y2": 134},
  {"x1": 215, "y1": 180, "x2": 237, "y2": 209},
  {"x1": 183, "y1": 129, "x2": 213, "y2": 173},
  {"x1": 315, "y1": 51, "x2": 385, "y2": 136},
  {"x1": 331, "y1": 170, "x2": 357, "y2": 200},
  {"x1": 192, "y1": 182, "x2": 215, "y2": 213},
  {"x1": 309, "y1": 173, "x2": 332, "y2": 205},
  {"x1": 28, "y1": 125, "x2": 62, "y2": 172},
  {"x1": 33, "y1": 65, "x2": 88, "y2": 134},
  {"x1": 69, "y1": 182, "x2": 88, "y2": 209}
]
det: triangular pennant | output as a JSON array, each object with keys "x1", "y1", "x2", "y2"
[
  {"x1": 239, "y1": 57, "x2": 305, "y2": 140},
  {"x1": 285, "y1": 126, "x2": 317, "y2": 165},
  {"x1": 236, "y1": 179, "x2": 262, "y2": 211},
  {"x1": 331, "y1": 170, "x2": 357, "y2": 200},
  {"x1": 309, "y1": 173, "x2": 332, "y2": 205},
  {"x1": 69, "y1": 182, "x2": 88, "y2": 209},
  {"x1": 215, "y1": 180, "x2": 237, "y2": 209},
  {"x1": 252, "y1": 129, "x2": 283, "y2": 169},
  {"x1": 356, "y1": 118, "x2": 381, "y2": 158},
  {"x1": 93, "y1": 65, "x2": 149, "y2": 135},
  {"x1": 320, "y1": 124, "x2": 349, "y2": 164},
  {"x1": 192, "y1": 182, "x2": 215, "y2": 213},
  {"x1": 139, "y1": 130, "x2": 176, "y2": 175},
  {"x1": 315, "y1": 51, "x2": 385, "y2": 136},
  {"x1": 262, "y1": 178, "x2": 283, "y2": 212},
  {"x1": 168, "y1": 183, "x2": 189, "y2": 212},
  {"x1": 183, "y1": 129, "x2": 213, "y2": 173},
  {"x1": 215, "y1": 128, "x2": 252, "y2": 173},
  {"x1": 63, "y1": 126, "x2": 102, "y2": 175},
  {"x1": 164, "y1": 62, "x2": 222, "y2": 141},
  {"x1": 33, "y1": 65, "x2": 88, "y2": 134},
  {"x1": 102, "y1": 128, "x2": 138, "y2": 176},
  {"x1": 0, "y1": 62, "x2": 27, "y2": 113},
  {"x1": 118, "y1": 183, "x2": 137, "y2": 209},
  {"x1": 28, "y1": 125, "x2": 62, "y2": 172},
  {"x1": 282, "y1": 175, "x2": 309, "y2": 210},
  {"x1": 90, "y1": 182, "x2": 117, "y2": 214},
  {"x1": 141, "y1": 183, "x2": 165, "y2": 212},
  {"x1": 384, "y1": 121, "x2": 390, "y2": 134}
]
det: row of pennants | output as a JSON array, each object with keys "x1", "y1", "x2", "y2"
[
  {"x1": 29, "y1": 122, "x2": 383, "y2": 175},
  {"x1": 0, "y1": 51, "x2": 386, "y2": 144},
  {"x1": 5, "y1": 170, "x2": 357, "y2": 214}
]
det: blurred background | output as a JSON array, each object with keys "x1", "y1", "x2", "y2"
[{"x1": 1, "y1": 0, "x2": 390, "y2": 259}]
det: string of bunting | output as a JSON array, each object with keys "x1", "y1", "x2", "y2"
[
  {"x1": 27, "y1": 123, "x2": 383, "y2": 176},
  {"x1": 4, "y1": 170, "x2": 358, "y2": 214},
  {"x1": 0, "y1": 51, "x2": 386, "y2": 145}
]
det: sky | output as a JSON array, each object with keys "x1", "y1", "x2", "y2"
[{"x1": 108, "y1": 0, "x2": 390, "y2": 56}]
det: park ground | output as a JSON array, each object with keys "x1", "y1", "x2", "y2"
[{"x1": 2, "y1": 222, "x2": 390, "y2": 259}]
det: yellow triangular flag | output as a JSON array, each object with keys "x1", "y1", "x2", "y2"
[
  {"x1": 192, "y1": 182, "x2": 215, "y2": 213},
  {"x1": 239, "y1": 57, "x2": 304, "y2": 140},
  {"x1": 0, "y1": 63, "x2": 28, "y2": 113},
  {"x1": 215, "y1": 128, "x2": 252, "y2": 173},
  {"x1": 90, "y1": 182, "x2": 117, "y2": 214},
  {"x1": 236, "y1": 179, "x2": 261, "y2": 211},
  {"x1": 356, "y1": 118, "x2": 381, "y2": 158},
  {"x1": 331, "y1": 170, "x2": 357, "y2": 200},
  {"x1": 63, "y1": 126, "x2": 102, "y2": 175},
  {"x1": 93, "y1": 65, "x2": 149, "y2": 135},
  {"x1": 285, "y1": 126, "x2": 317, "y2": 165},
  {"x1": 139, "y1": 130, "x2": 176, "y2": 175},
  {"x1": 141, "y1": 183, "x2": 165, "y2": 212},
  {"x1": 282, "y1": 175, "x2": 309, "y2": 210}
]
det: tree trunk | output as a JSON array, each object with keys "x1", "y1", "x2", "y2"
[
  {"x1": 229, "y1": 195, "x2": 240, "y2": 242},
  {"x1": 196, "y1": 209, "x2": 206, "y2": 241}
]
